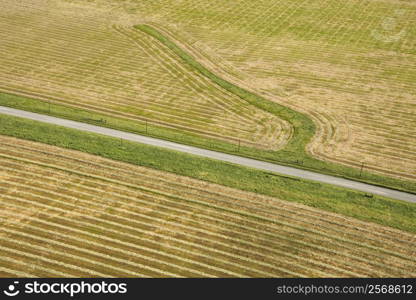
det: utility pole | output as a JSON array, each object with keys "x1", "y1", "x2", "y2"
[
  {"x1": 360, "y1": 162, "x2": 364, "y2": 177},
  {"x1": 145, "y1": 120, "x2": 148, "y2": 134},
  {"x1": 238, "y1": 139, "x2": 240, "y2": 152}
]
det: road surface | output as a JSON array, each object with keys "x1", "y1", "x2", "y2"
[{"x1": 1, "y1": 106, "x2": 415, "y2": 203}]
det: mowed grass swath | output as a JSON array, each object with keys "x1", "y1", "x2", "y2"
[
  {"x1": 0, "y1": 0, "x2": 290, "y2": 150},
  {"x1": 0, "y1": 135, "x2": 415, "y2": 277}
]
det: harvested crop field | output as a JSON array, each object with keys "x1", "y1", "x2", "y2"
[
  {"x1": 0, "y1": 0, "x2": 414, "y2": 182},
  {"x1": 133, "y1": 0, "x2": 416, "y2": 180},
  {"x1": 0, "y1": 135, "x2": 415, "y2": 277},
  {"x1": 47, "y1": 0, "x2": 416, "y2": 180},
  {"x1": 0, "y1": 0, "x2": 290, "y2": 150}
]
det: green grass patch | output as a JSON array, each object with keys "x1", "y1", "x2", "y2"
[{"x1": 0, "y1": 113, "x2": 415, "y2": 233}]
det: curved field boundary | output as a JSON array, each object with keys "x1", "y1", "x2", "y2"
[
  {"x1": 135, "y1": 24, "x2": 315, "y2": 156},
  {"x1": 0, "y1": 6, "x2": 288, "y2": 150},
  {"x1": 153, "y1": 0, "x2": 416, "y2": 181},
  {"x1": 132, "y1": 25, "x2": 416, "y2": 192}
]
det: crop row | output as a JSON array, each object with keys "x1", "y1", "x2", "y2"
[{"x1": 0, "y1": 136, "x2": 414, "y2": 277}]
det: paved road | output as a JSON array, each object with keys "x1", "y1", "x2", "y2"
[{"x1": 1, "y1": 106, "x2": 415, "y2": 203}]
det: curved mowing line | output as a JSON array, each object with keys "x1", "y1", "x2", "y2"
[
  {"x1": 114, "y1": 26, "x2": 285, "y2": 149},
  {"x1": 1, "y1": 21, "x2": 287, "y2": 149},
  {"x1": 117, "y1": 26, "x2": 288, "y2": 135},
  {"x1": 134, "y1": 24, "x2": 316, "y2": 155}
]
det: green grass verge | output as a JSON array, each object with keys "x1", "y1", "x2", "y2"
[
  {"x1": 0, "y1": 113, "x2": 415, "y2": 233},
  {"x1": 0, "y1": 24, "x2": 415, "y2": 195}
]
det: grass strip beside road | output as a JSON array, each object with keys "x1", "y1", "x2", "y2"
[{"x1": 0, "y1": 113, "x2": 415, "y2": 233}]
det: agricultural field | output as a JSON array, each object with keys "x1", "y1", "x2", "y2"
[
  {"x1": 0, "y1": 0, "x2": 415, "y2": 183},
  {"x1": 0, "y1": 135, "x2": 415, "y2": 277},
  {"x1": 0, "y1": 0, "x2": 415, "y2": 280},
  {"x1": 63, "y1": 0, "x2": 415, "y2": 181},
  {"x1": 129, "y1": 0, "x2": 416, "y2": 181},
  {"x1": 0, "y1": 0, "x2": 290, "y2": 150}
]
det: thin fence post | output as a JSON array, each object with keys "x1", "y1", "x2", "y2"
[
  {"x1": 238, "y1": 139, "x2": 240, "y2": 152},
  {"x1": 360, "y1": 162, "x2": 364, "y2": 177},
  {"x1": 146, "y1": 120, "x2": 148, "y2": 134}
]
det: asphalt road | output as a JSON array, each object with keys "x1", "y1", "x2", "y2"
[{"x1": 1, "y1": 106, "x2": 415, "y2": 203}]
